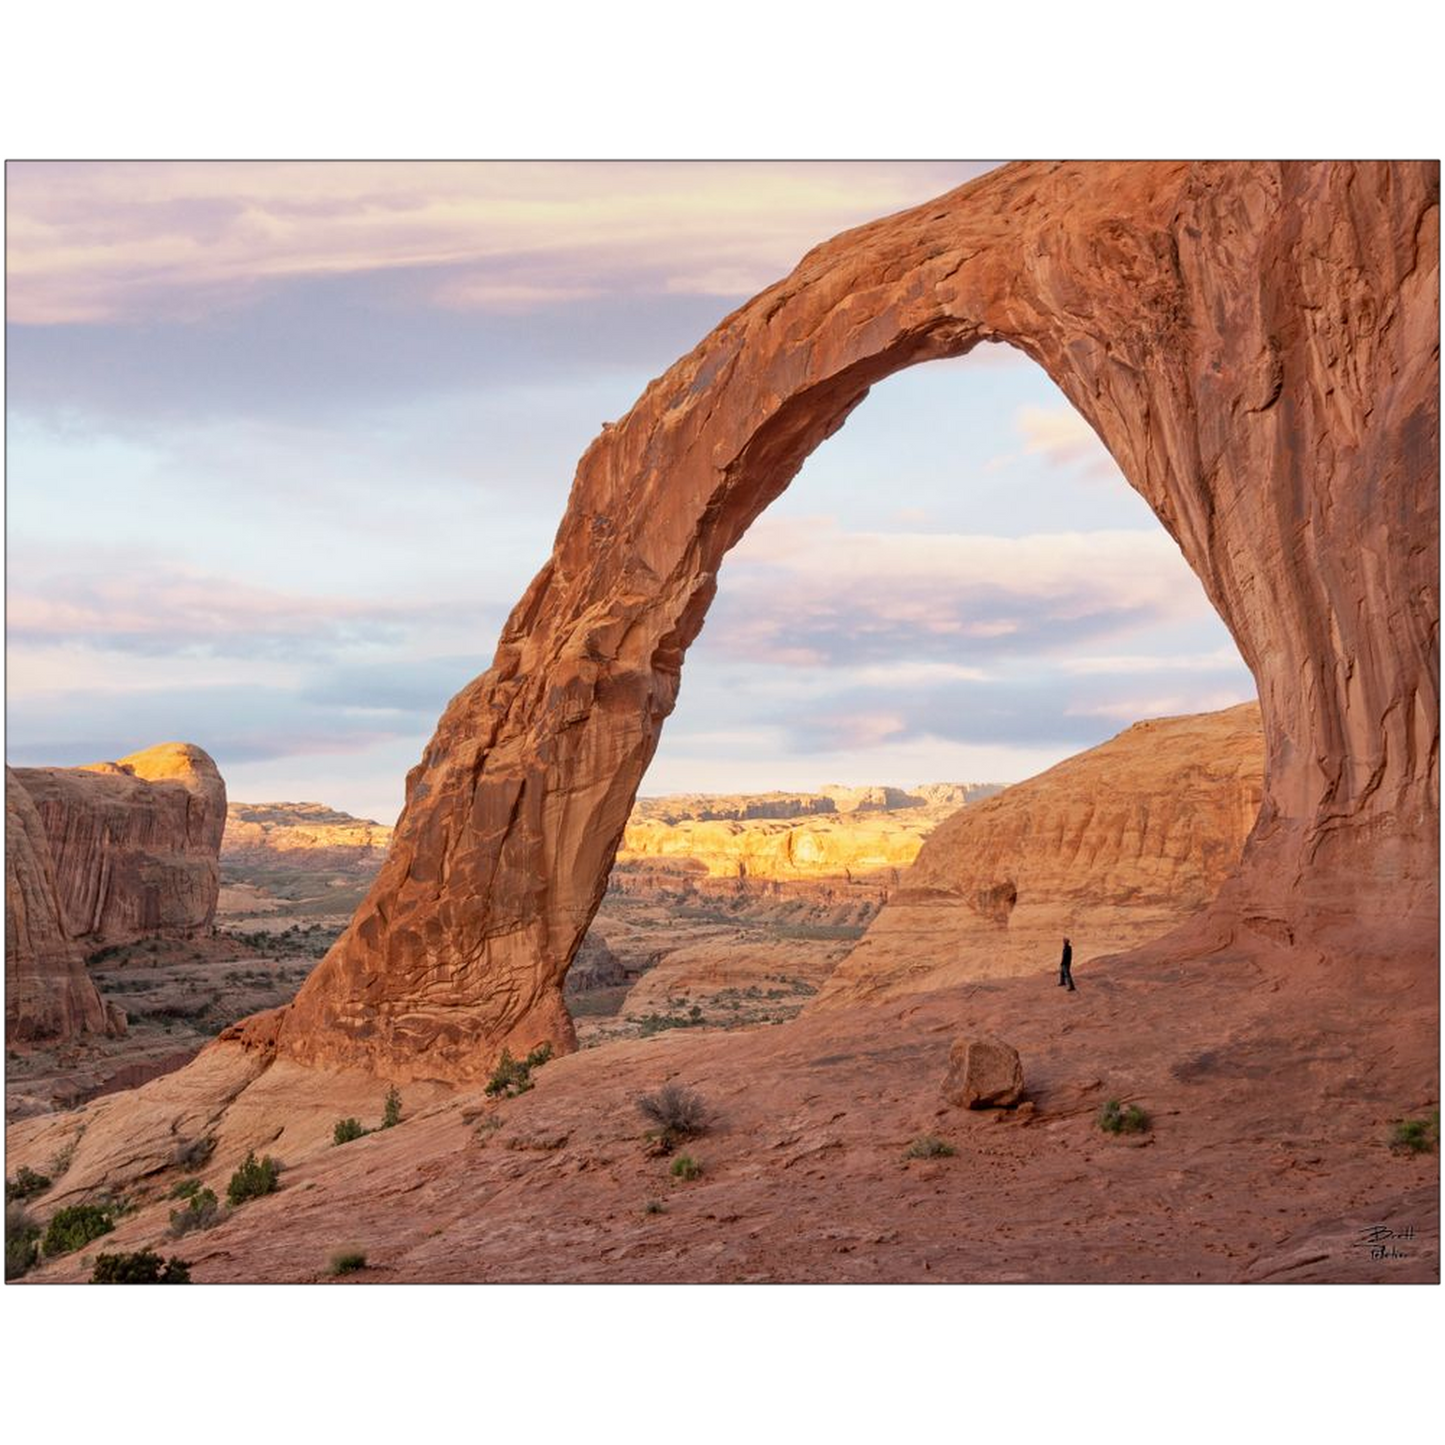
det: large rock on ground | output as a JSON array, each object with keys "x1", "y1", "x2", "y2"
[
  {"x1": 814, "y1": 704, "x2": 1265, "y2": 1007},
  {"x1": 5, "y1": 769, "x2": 121, "y2": 1043},
  {"x1": 14, "y1": 743, "x2": 226, "y2": 948},
  {"x1": 941, "y1": 1037, "x2": 1025, "y2": 1109},
  {"x1": 233, "y1": 160, "x2": 1435, "y2": 1085}
]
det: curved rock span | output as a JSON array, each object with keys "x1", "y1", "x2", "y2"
[
  {"x1": 14, "y1": 743, "x2": 227, "y2": 949},
  {"x1": 813, "y1": 704, "x2": 1265, "y2": 1008},
  {"x1": 5, "y1": 769, "x2": 121, "y2": 1043},
  {"x1": 237, "y1": 160, "x2": 1436, "y2": 1084}
]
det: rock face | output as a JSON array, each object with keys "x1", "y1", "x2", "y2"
[
  {"x1": 5, "y1": 770, "x2": 120, "y2": 1043},
  {"x1": 941, "y1": 1037, "x2": 1025, "y2": 1110},
  {"x1": 814, "y1": 705, "x2": 1266, "y2": 1007},
  {"x1": 242, "y1": 160, "x2": 1436, "y2": 1085},
  {"x1": 14, "y1": 744, "x2": 227, "y2": 949},
  {"x1": 222, "y1": 802, "x2": 394, "y2": 870}
]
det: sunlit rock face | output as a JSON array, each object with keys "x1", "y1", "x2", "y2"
[
  {"x1": 14, "y1": 743, "x2": 227, "y2": 948},
  {"x1": 232, "y1": 160, "x2": 1435, "y2": 1085},
  {"x1": 5, "y1": 769, "x2": 121, "y2": 1043},
  {"x1": 812, "y1": 704, "x2": 1266, "y2": 1008}
]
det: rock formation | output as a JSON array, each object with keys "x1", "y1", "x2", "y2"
[
  {"x1": 231, "y1": 160, "x2": 1435, "y2": 1085},
  {"x1": 814, "y1": 704, "x2": 1266, "y2": 1007},
  {"x1": 14, "y1": 744, "x2": 227, "y2": 949},
  {"x1": 5, "y1": 769, "x2": 121, "y2": 1043},
  {"x1": 222, "y1": 802, "x2": 394, "y2": 870}
]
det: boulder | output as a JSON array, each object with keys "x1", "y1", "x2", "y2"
[
  {"x1": 942, "y1": 1037, "x2": 1025, "y2": 1109},
  {"x1": 14, "y1": 743, "x2": 226, "y2": 948}
]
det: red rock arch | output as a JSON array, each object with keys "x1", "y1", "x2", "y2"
[{"x1": 244, "y1": 160, "x2": 1438, "y2": 1083}]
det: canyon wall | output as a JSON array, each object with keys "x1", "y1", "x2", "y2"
[
  {"x1": 5, "y1": 770, "x2": 121, "y2": 1043},
  {"x1": 814, "y1": 704, "x2": 1265, "y2": 1007},
  {"x1": 233, "y1": 160, "x2": 1436, "y2": 1085},
  {"x1": 14, "y1": 743, "x2": 227, "y2": 949}
]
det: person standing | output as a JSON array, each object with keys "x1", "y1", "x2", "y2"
[{"x1": 1058, "y1": 937, "x2": 1076, "y2": 991}]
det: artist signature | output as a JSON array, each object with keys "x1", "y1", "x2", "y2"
[{"x1": 1359, "y1": 1224, "x2": 1416, "y2": 1260}]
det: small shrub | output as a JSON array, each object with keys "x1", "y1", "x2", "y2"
[
  {"x1": 485, "y1": 1042, "x2": 554, "y2": 1098},
  {"x1": 173, "y1": 1136, "x2": 215, "y2": 1170},
  {"x1": 637, "y1": 1083, "x2": 709, "y2": 1152},
  {"x1": 904, "y1": 1135, "x2": 957, "y2": 1159},
  {"x1": 168, "y1": 1187, "x2": 221, "y2": 1237},
  {"x1": 1099, "y1": 1100, "x2": 1151, "y2": 1135},
  {"x1": 226, "y1": 1151, "x2": 280, "y2": 1206},
  {"x1": 670, "y1": 1154, "x2": 703, "y2": 1182},
  {"x1": 169, "y1": 1177, "x2": 203, "y2": 1201},
  {"x1": 90, "y1": 1249, "x2": 192, "y2": 1283},
  {"x1": 381, "y1": 1086, "x2": 402, "y2": 1129},
  {"x1": 6, "y1": 1166, "x2": 51, "y2": 1203},
  {"x1": 42, "y1": 1202, "x2": 115, "y2": 1256},
  {"x1": 643, "y1": 1199, "x2": 666, "y2": 1215},
  {"x1": 328, "y1": 1249, "x2": 367, "y2": 1276},
  {"x1": 333, "y1": 1117, "x2": 367, "y2": 1146},
  {"x1": 1389, "y1": 1112, "x2": 1440, "y2": 1155},
  {"x1": 5, "y1": 1204, "x2": 41, "y2": 1280}
]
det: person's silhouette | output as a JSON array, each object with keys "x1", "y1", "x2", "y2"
[{"x1": 1058, "y1": 937, "x2": 1076, "y2": 991}]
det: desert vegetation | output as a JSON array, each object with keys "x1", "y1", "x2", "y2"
[
  {"x1": 670, "y1": 1154, "x2": 703, "y2": 1181},
  {"x1": 904, "y1": 1135, "x2": 957, "y2": 1159},
  {"x1": 485, "y1": 1043, "x2": 553, "y2": 1098},
  {"x1": 5, "y1": 1166, "x2": 51, "y2": 1202},
  {"x1": 1389, "y1": 1112, "x2": 1439, "y2": 1155},
  {"x1": 226, "y1": 1151, "x2": 281, "y2": 1205},
  {"x1": 90, "y1": 1249, "x2": 192, "y2": 1282},
  {"x1": 1099, "y1": 1100, "x2": 1151, "y2": 1135},
  {"x1": 327, "y1": 1248, "x2": 368, "y2": 1276},
  {"x1": 169, "y1": 1185, "x2": 222, "y2": 1236},
  {"x1": 6, "y1": 1203, "x2": 41, "y2": 1279},
  {"x1": 637, "y1": 1082, "x2": 710, "y2": 1153}
]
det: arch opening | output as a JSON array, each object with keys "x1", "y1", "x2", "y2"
[{"x1": 570, "y1": 346, "x2": 1263, "y2": 1035}]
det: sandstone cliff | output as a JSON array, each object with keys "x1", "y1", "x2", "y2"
[
  {"x1": 5, "y1": 769, "x2": 121, "y2": 1043},
  {"x1": 222, "y1": 802, "x2": 394, "y2": 870},
  {"x1": 14, "y1": 743, "x2": 227, "y2": 948},
  {"x1": 813, "y1": 704, "x2": 1266, "y2": 1007}
]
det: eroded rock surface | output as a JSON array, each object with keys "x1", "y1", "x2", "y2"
[
  {"x1": 5, "y1": 769, "x2": 120, "y2": 1044},
  {"x1": 234, "y1": 160, "x2": 1435, "y2": 1084},
  {"x1": 14, "y1": 744, "x2": 227, "y2": 948},
  {"x1": 941, "y1": 1037, "x2": 1025, "y2": 1109},
  {"x1": 814, "y1": 705, "x2": 1266, "y2": 1007}
]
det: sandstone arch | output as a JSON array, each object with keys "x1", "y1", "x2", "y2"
[{"x1": 242, "y1": 160, "x2": 1438, "y2": 1083}]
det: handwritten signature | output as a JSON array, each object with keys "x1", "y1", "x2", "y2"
[{"x1": 1359, "y1": 1224, "x2": 1416, "y2": 1259}]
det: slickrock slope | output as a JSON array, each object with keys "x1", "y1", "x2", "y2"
[
  {"x1": 8, "y1": 942, "x2": 1435, "y2": 1283},
  {"x1": 815, "y1": 705, "x2": 1265, "y2": 1007},
  {"x1": 14, "y1": 744, "x2": 226, "y2": 948},
  {"x1": 5, "y1": 769, "x2": 120, "y2": 1044},
  {"x1": 234, "y1": 159, "x2": 1435, "y2": 1083}
]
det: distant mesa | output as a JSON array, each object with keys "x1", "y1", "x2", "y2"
[
  {"x1": 11, "y1": 743, "x2": 226, "y2": 952},
  {"x1": 813, "y1": 704, "x2": 1265, "y2": 1008},
  {"x1": 222, "y1": 801, "x2": 395, "y2": 868}
]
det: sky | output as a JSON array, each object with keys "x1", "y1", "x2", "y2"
[{"x1": 4, "y1": 161, "x2": 1257, "y2": 823}]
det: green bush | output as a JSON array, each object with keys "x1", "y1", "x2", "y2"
[
  {"x1": 327, "y1": 1249, "x2": 367, "y2": 1276},
  {"x1": 5, "y1": 1204, "x2": 41, "y2": 1280},
  {"x1": 381, "y1": 1086, "x2": 402, "y2": 1129},
  {"x1": 42, "y1": 1202, "x2": 115, "y2": 1256},
  {"x1": 1389, "y1": 1112, "x2": 1440, "y2": 1155},
  {"x1": 226, "y1": 1152, "x2": 280, "y2": 1206},
  {"x1": 485, "y1": 1043, "x2": 554, "y2": 1098},
  {"x1": 1099, "y1": 1100, "x2": 1151, "y2": 1135},
  {"x1": 169, "y1": 1187, "x2": 221, "y2": 1237},
  {"x1": 6, "y1": 1166, "x2": 51, "y2": 1203},
  {"x1": 333, "y1": 1117, "x2": 367, "y2": 1146},
  {"x1": 904, "y1": 1135, "x2": 956, "y2": 1159},
  {"x1": 168, "y1": 1177, "x2": 203, "y2": 1201},
  {"x1": 670, "y1": 1154, "x2": 703, "y2": 1182},
  {"x1": 90, "y1": 1250, "x2": 192, "y2": 1283}
]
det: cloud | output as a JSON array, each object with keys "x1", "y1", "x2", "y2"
[
  {"x1": 982, "y1": 403, "x2": 1124, "y2": 481},
  {"x1": 7, "y1": 161, "x2": 997, "y2": 325},
  {"x1": 6, "y1": 563, "x2": 451, "y2": 659},
  {"x1": 704, "y1": 515, "x2": 1217, "y2": 667}
]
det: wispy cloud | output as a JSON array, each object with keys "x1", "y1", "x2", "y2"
[{"x1": 7, "y1": 161, "x2": 996, "y2": 325}]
